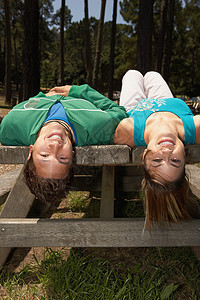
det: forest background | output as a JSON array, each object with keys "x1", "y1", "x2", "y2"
[{"x1": 1, "y1": 0, "x2": 200, "y2": 105}]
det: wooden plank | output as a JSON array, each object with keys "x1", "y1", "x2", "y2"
[
  {"x1": 186, "y1": 164, "x2": 200, "y2": 198},
  {"x1": 0, "y1": 167, "x2": 35, "y2": 218},
  {"x1": 116, "y1": 165, "x2": 144, "y2": 176},
  {"x1": 100, "y1": 166, "x2": 115, "y2": 218},
  {"x1": 0, "y1": 146, "x2": 29, "y2": 164},
  {"x1": 115, "y1": 176, "x2": 142, "y2": 192},
  {"x1": 0, "y1": 218, "x2": 199, "y2": 248},
  {"x1": 132, "y1": 145, "x2": 200, "y2": 165},
  {"x1": 185, "y1": 165, "x2": 200, "y2": 261},
  {"x1": 75, "y1": 145, "x2": 131, "y2": 166},
  {"x1": 0, "y1": 166, "x2": 35, "y2": 269},
  {"x1": 132, "y1": 147, "x2": 146, "y2": 165},
  {"x1": 0, "y1": 193, "x2": 9, "y2": 206},
  {"x1": 71, "y1": 175, "x2": 102, "y2": 191},
  {"x1": 1, "y1": 144, "x2": 200, "y2": 165},
  {"x1": 0, "y1": 166, "x2": 23, "y2": 199},
  {"x1": 0, "y1": 145, "x2": 131, "y2": 165},
  {"x1": 187, "y1": 145, "x2": 200, "y2": 163},
  {"x1": 192, "y1": 246, "x2": 200, "y2": 261}
]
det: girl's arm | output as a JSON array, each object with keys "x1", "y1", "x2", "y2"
[
  {"x1": 193, "y1": 115, "x2": 200, "y2": 144},
  {"x1": 113, "y1": 118, "x2": 135, "y2": 147}
]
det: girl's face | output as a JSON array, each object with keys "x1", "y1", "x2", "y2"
[{"x1": 143, "y1": 133, "x2": 185, "y2": 182}]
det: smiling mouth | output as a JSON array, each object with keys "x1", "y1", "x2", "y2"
[
  {"x1": 158, "y1": 139, "x2": 175, "y2": 146},
  {"x1": 47, "y1": 133, "x2": 64, "y2": 141}
]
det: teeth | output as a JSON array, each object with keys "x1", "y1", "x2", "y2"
[
  {"x1": 159, "y1": 142, "x2": 174, "y2": 145},
  {"x1": 49, "y1": 135, "x2": 62, "y2": 140}
]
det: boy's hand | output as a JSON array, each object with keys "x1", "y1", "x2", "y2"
[{"x1": 46, "y1": 85, "x2": 72, "y2": 97}]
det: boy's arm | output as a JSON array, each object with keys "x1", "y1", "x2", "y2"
[{"x1": 68, "y1": 84, "x2": 128, "y2": 119}]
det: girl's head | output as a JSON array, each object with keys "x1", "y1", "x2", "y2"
[
  {"x1": 142, "y1": 137, "x2": 192, "y2": 232},
  {"x1": 141, "y1": 167, "x2": 191, "y2": 232},
  {"x1": 143, "y1": 133, "x2": 186, "y2": 182}
]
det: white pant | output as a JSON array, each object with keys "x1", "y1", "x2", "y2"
[{"x1": 119, "y1": 70, "x2": 174, "y2": 112}]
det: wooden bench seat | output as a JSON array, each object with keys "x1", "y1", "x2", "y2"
[
  {"x1": 0, "y1": 166, "x2": 23, "y2": 205},
  {"x1": 0, "y1": 145, "x2": 200, "y2": 269}
]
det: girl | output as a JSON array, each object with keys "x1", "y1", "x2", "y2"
[{"x1": 113, "y1": 70, "x2": 200, "y2": 231}]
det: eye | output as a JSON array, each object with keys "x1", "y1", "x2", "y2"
[
  {"x1": 59, "y1": 156, "x2": 68, "y2": 162},
  {"x1": 152, "y1": 159, "x2": 162, "y2": 162},
  {"x1": 40, "y1": 154, "x2": 49, "y2": 157},
  {"x1": 170, "y1": 158, "x2": 181, "y2": 163}
]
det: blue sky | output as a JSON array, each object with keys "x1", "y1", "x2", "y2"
[{"x1": 53, "y1": 0, "x2": 127, "y2": 24}]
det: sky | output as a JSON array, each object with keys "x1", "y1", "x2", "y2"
[{"x1": 53, "y1": 0, "x2": 127, "y2": 24}]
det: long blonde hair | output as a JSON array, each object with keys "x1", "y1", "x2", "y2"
[{"x1": 141, "y1": 167, "x2": 192, "y2": 233}]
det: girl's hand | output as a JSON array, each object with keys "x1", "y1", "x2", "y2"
[{"x1": 46, "y1": 85, "x2": 72, "y2": 97}]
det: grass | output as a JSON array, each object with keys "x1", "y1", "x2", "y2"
[
  {"x1": 0, "y1": 191, "x2": 199, "y2": 299},
  {"x1": 0, "y1": 246, "x2": 199, "y2": 299}
]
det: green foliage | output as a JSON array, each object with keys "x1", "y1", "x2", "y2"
[{"x1": 2, "y1": 0, "x2": 200, "y2": 96}]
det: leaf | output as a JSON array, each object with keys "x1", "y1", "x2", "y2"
[
  {"x1": 160, "y1": 283, "x2": 179, "y2": 299},
  {"x1": 115, "y1": 285, "x2": 127, "y2": 299}
]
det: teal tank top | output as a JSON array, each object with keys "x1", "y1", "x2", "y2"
[{"x1": 128, "y1": 98, "x2": 196, "y2": 146}]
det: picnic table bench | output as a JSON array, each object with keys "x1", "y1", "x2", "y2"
[{"x1": 0, "y1": 144, "x2": 200, "y2": 269}]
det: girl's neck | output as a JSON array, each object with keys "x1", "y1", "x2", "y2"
[{"x1": 144, "y1": 112, "x2": 184, "y2": 144}]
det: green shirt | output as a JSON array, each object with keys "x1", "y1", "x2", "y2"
[{"x1": 0, "y1": 84, "x2": 127, "y2": 146}]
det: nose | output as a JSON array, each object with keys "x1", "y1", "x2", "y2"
[
  {"x1": 161, "y1": 147, "x2": 172, "y2": 153},
  {"x1": 160, "y1": 147, "x2": 173, "y2": 159},
  {"x1": 48, "y1": 140, "x2": 63, "y2": 151}
]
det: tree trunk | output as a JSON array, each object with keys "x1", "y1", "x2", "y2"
[
  {"x1": 155, "y1": 0, "x2": 168, "y2": 73},
  {"x1": 0, "y1": 38, "x2": 5, "y2": 83},
  {"x1": 4, "y1": 0, "x2": 12, "y2": 105},
  {"x1": 161, "y1": 0, "x2": 175, "y2": 82},
  {"x1": 58, "y1": 0, "x2": 65, "y2": 85},
  {"x1": 13, "y1": 28, "x2": 19, "y2": 92},
  {"x1": 136, "y1": 0, "x2": 154, "y2": 75},
  {"x1": 84, "y1": 0, "x2": 92, "y2": 85},
  {"x1": 23, "y1": 0, "x2": 40, "y2": 100},
  {"x1": 108, "y1": 0, "x2": 118, "y2": 100},
  {"x1": 92, "y1": 0, "x2": 106, "y2": 90}
]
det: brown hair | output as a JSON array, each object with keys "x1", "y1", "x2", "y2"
[
  {"x1": 141, "y1": 167, "x2": 192, "y2": 232},
  {"x1": 23, "y1": 155, "x2": 73, "y2": 204}
]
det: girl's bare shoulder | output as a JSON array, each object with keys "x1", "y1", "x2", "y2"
[
  {"x1": 193, "y1": 115, "x2": 200, "y2": 144},
  {"x1": 113, "y1": 117, "x2": 135, "y2": 147}
]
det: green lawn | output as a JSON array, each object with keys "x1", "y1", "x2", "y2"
[{"x1": 0, "y1": 192, "x2": 199, "y2": 299}]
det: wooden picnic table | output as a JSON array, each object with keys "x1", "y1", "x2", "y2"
[{"x1": 0, "y1": 145, "x2": 200, "y2": 269}]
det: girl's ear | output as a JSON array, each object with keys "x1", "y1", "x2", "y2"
[
  {"x1": 142, "y1": 149, "x2": 148, "y2": 162},
  {"x1": 27, "y1": 145, "x2": 33, "y2": 161}
]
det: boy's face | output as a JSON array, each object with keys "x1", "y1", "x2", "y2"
[{"x1": 28, "y1": 122, "x2": 74, "y2": 179}]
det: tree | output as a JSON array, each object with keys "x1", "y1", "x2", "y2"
[
  {"x1": 84, "y1": 0, "x2": 92, "y2": 85},
  {"x1": 92, "y1": 0, "x2": 106, "y2": 90},
  {"x1": 155, "y1": 0, "x2": 168, "y2": 73},
  {"x1": 160, "y1": 0, "x2": 175, "y2": 82},
  {"x1": 58, "y1": 0, "x2": 65, "y2": 85},
  {"x1": 108, "y1": 0, "x2": 118, "y2": 99},
  {"x1": 23, "y1": 0, "x2": 40, "y2": 100},
  {"x1": 4, "y1": 0, "x2": 12, "y2": 104},
  {"x1": 136, "y1": 0, "x2": 154, "y2": 74}
]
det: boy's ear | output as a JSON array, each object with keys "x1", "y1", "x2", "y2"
[{"x1": 27, "y1": 145, "x2": 33, "y2": 161}]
